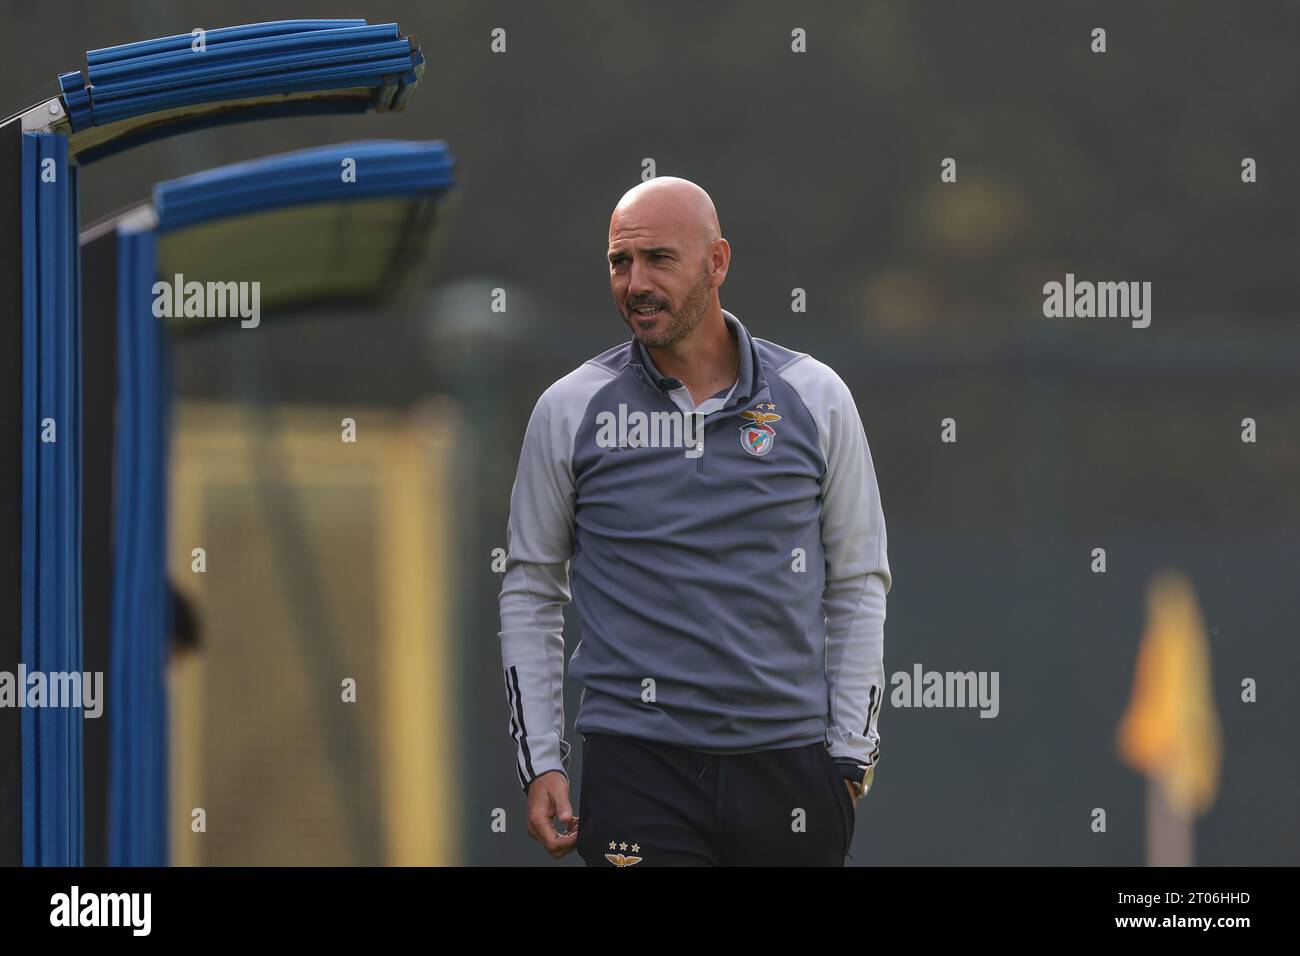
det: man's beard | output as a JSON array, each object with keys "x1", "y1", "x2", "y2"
[{"x1": 622, "y1": 261, "x2": 711, "y2": 349}]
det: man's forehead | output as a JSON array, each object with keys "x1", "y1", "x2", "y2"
[
  {"x1": 609, "y1": 207, "x2": 691, "y2": 242},
  {"x1": 606, "y1": 230, "x2": 685, "y2": 252}
]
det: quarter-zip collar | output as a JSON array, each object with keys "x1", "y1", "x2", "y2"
[{"x1": 629, "y1": 309, "x2": 768, "y2": 416}]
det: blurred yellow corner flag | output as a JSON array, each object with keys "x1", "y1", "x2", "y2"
[{"x1": 1116, "y1": 569, "x2": 1223, "y2": 819}]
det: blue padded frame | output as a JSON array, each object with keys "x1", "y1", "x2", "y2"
[
  {"x1": 155, "y1": 139, "x2": 455, "y2": 232},
  {"x1": 58, "y1": 19, "x2": 423, "y2": 136},
  {"x1": 20, "y1": 132, "x2": 83, "y2": 867},
  {"x1": 107, "y1": 224, "x2": 168, "y2": 867}
]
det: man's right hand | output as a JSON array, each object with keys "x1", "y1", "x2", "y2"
[{"x1": 526, "y1": 770, "x2": 579, "y2": 858}]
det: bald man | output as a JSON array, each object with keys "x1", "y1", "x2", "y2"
[{"x1": 498, "y1": 177, "x2": 891, "y2": 866}]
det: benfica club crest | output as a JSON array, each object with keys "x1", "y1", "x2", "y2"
[{"x1": 738, "y1": 405, "x2": 781, "y2": 457}]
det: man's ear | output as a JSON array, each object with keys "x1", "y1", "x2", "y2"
[{"x1": 710, "y1": 238, "x2": 731, "y2": 285}]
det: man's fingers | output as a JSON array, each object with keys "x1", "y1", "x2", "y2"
[
  {"x1": 555, "y1": 797, "x2": 576, "y2": 829},
  {"x1": 525, "y1": 778, "x2": 580, "y2": 857},
  {"x1": 529, "y1": 808, "x2": 561, "y2": 851},
  {"x1": 529, "y1": 802, "x2": 577, "y2": 852},
  {"x1": 548, "y1": 828, "x2": 578, "y2": 858}
]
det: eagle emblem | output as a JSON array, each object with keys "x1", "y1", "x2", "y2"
[{"x1": 738, "y1": 405, "x2": 781, "y2": 457}]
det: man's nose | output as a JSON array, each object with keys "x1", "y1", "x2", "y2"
[{"x1": 627, "y1": 259, "x2": 655, "y2": 298}]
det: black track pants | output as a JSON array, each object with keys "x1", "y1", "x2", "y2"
[{"x1": 575, "y1": 732, "x2": 856, "y2": 867}]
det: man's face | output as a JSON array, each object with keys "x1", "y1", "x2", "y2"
[{"x1": 608, "y1": 218, "x2": 713, "y2": 349}]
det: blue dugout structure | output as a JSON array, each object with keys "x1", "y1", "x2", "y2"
[
  {"x1": 0, "y1": 19, "x2": 430, "y2": 867},
  {"x1": 86, "y1": 140, "x2": 454, "y2": 865}
]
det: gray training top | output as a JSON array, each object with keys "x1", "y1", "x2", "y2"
[{"x1": 498, "y1": 309, "x2": 891, "y2": 794}]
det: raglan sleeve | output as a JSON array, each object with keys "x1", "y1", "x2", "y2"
[
  {"x1": 498, "y1": 382, "x2": 580, "y2": 793},
  {"x1": 817, "y1": 365, "x2": 892, "y2": 794}
]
